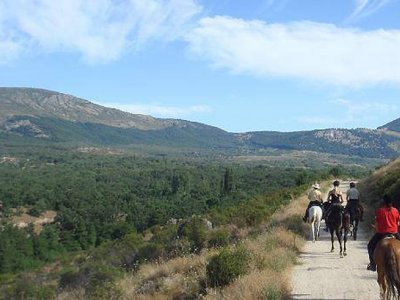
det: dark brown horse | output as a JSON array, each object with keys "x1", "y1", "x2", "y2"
[
  {"x1": 374, "y1": 237, "x2": 400, "y2": 300},
  {"x1": 326, "y1": 204, "x2": 350, "y2": 257}
]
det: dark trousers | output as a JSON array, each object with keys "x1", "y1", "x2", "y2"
[
  {"x1": 346, "y1": 199, "x2": 363, "y2": 223},
  {"x1": 367, "y1": 232, "x2": 400, "y2": 265}
]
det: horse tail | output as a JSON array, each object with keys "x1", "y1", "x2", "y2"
[{"x1": 384, "y1": 242, "x2": 400, "y2": 299}]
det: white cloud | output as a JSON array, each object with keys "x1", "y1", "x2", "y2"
[
  {"x1": 0, "y1": 0, "x2": 201, "y2": 63},
  {"x1": 348, "y1": 0, "x2": 394, "y2": 21},
  {"x1": 186, "y1": 16, "x2": 400, "y2": 87},
  {"x1": 105, "y1": 103, "x2": 212, "y2": 118}
]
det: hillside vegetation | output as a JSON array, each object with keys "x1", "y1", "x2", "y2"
[
  {"x1": 1, "y1": 88, "x2": 400, "y2": 162},
  {"x1": 358, "y1": 158, "x2": 400, "y2": 210},
  {"x1": 0, "y1": 147, "x2": 362, "y2": 299}
]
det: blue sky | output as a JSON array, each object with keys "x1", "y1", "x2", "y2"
[{"x1": 1, "y1": 0, "x2": 400, "y2": 133}]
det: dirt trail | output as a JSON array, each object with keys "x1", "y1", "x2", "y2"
[{"x1": 290, "y1": 181, "x2": 380, "y2": 300}]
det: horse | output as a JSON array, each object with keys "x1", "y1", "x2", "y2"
[
  {"x1": 374, "y1": 237, "x2": 400, "y2": 300},
  {"x1": 325, "y1": 204, "x2": 350, "y2": 257},
  {"x1": 307, "y1": 205, "x2": 323, "y2": 242}
]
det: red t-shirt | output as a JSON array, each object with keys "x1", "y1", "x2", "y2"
[{"x1": 376, "y1": 206, "x2": 400, "y2": 233}]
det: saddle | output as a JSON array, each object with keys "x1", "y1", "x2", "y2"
[{"x1": 382, "y1": 233, "x2": 397, "y2": 240}]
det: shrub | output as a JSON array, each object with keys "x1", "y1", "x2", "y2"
[
  {"x1": 181, "y1": 216, "x2": 207, "y2": 253},
  {"x1": 262, "y1": 284, "x2": 282, "y2": 300},
  {"x1": 85, "y1": 269, "x2": 122, "y2": 300},
  {"x1": 5, "y1": 275, "x2": 56, "y2": 300},
  {"x1": 208, "y1": 229, "x2": 230, "y2": 248},
  {"x1": 285, "y1": 215, "x2": 307, "y2": 236},
  {"x1": 206, "y1": 247, "x2": 250, "y2": 287},
  {"x1": 59, "y1": 263, "x2": 122, "y2": 299},
  {"x1": 59, "y1": 268, "x2": 86, "y2": 290},
  {"x1": 138, "y1": 242, "x2": 164, "y2": 261}
]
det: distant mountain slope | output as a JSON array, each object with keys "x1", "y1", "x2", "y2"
[
  {"x1": 1, "y1": 87, "x2": 400, "y2": 160},
  {"x1": 0, "y1": 87, "x2": 191, "y2": 130},
  {"x1": 239, "y1": 129, "x2": 399, "y2": 158},
  {"x1": 0, "y1": 87, "x2": 237, "y2": 150},
  {"x1": 378, "y1": 117, "x2": 400, "y2": 132}
]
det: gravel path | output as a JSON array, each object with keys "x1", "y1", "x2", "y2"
[{"x1": 290, "y1": 182, "x2": 380, "y2": 300}]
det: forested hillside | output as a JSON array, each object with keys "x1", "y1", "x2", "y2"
[
  {"x1": 358, "y1": 158, "x2": 400, "y2": 209},
  {"x1": 0, "y1": 148, "x2": 366, "y2": 298},
  {"x1": 0, "y1": 87, "x2": 397, "y2": 298},
  {"x1": 1, "y1": 88, "x2": 400, "y2": 161}
]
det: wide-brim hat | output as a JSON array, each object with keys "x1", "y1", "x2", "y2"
[{"x1": 312, "y1": 183, "x2": 320, "y2": 189}]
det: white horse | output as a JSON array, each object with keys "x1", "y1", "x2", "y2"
[{"x1": 307, "y1": 205, "x2": 323, "y2": 242}]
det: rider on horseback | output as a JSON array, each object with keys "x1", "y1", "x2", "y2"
[
  {"x1": 345, "y1": 182, "x2": 364, "y2": 223},
  {"x1": 303, "y1": 183, "x2": 323, "y2": 222},
  {"x1": 367, "y1": 194, "x2": 400, "y2": 271},
  {"x1": 325, "y1": 180, "x2": 343, "y2": 216}
]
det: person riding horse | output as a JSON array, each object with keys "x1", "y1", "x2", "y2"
[
  {"x1": 367, "y1": 194, "x2": 400, "y2": 271},
  {"x1": 303, "y1": 183, "x2": 323, "y2": 222},
  {"x1": 324, "y1": 180, "x2": 344, "y2": 223},
  {"x1": 345, "y1": 182, "x2": 364, "y2": 223}
]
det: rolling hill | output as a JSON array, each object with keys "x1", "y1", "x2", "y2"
[{"x1": 1, "y1": 87, "x2": 399, "y2": 161}]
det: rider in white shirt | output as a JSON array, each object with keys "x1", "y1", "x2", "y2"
[{"x1": 346, "y1": 182, "x2": 364, "y2": 222}]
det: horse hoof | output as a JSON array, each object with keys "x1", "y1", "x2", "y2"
[
  {"x1": 331, "y1": 249, "x2": 334, "y2": 252},
  {"x1": 344, "y1": 252, "x2": 347, "y2": 256}
]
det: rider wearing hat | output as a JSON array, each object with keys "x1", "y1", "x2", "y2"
[
  {"x1": 367, "y1": 194, "x2": 400, "y2": 271},
  {"x1": 303, "y1": 183, "x2": 323, "y2": 222}
]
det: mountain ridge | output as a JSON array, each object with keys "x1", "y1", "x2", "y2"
[{"x1": 1, "y1": 87, "x2": 400, "y2": 160}]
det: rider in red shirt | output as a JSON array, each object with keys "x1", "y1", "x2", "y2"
[{"x1": 367, "y1": 194, "x2": 400, "y2": 271}]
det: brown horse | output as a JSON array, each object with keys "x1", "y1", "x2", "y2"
[{"x1": 374, "y1": 237, "x2": 400, "y2": 300}]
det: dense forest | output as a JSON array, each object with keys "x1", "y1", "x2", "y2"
[
  {"x1": 0, "y1": 150, "x2": 366, "y2": 272},
  {"x1": 0, "y1": 148, "x2": 371, "y2": 298}
]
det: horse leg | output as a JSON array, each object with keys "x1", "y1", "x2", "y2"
[
  {"x1": 343, "y1": 228, "x2": 348, "y2": 256},
  {"x1": 336, "y1": 228, "x2": 343, "y2": 257},
  {"x1": 316, "y1": 219, "x2": 321, "y2": 240},
  {"x1": 330, "y1": 228, "x2": 335, "y2": 252},
  {"x1": 353, "y1": 219, "x2": 359, "y2": 241},
  {"x1": 311, "y1": 220, "x2": 315, "y2": 242}
]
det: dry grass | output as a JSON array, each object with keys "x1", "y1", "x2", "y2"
[
  {"x1": 57, "y1": 288, "x2": 86, "y2": 300},
  {"x1": 115, "y1": 183, "x2": 318, "y2": 300},
  {"x1": 56, "y1": 181, "x2": 319, "y2": 300},
  {"x1": 8, "y1": 209, "x2": 57, "y2": 234},
  {"x1": 206, "y1": 269, "x2": 287, "y2": 300},
  {"x1": 120, "y1": 253, "x2": 212, "y2": 299}
]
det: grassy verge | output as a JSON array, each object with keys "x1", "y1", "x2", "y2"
[{"x1": 93, "y1": 187, "x2": 312, "y2": 300}]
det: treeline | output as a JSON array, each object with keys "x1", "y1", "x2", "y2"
[{"x1": 0, "y1": 151, "x2": 365, "y2": 274}]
